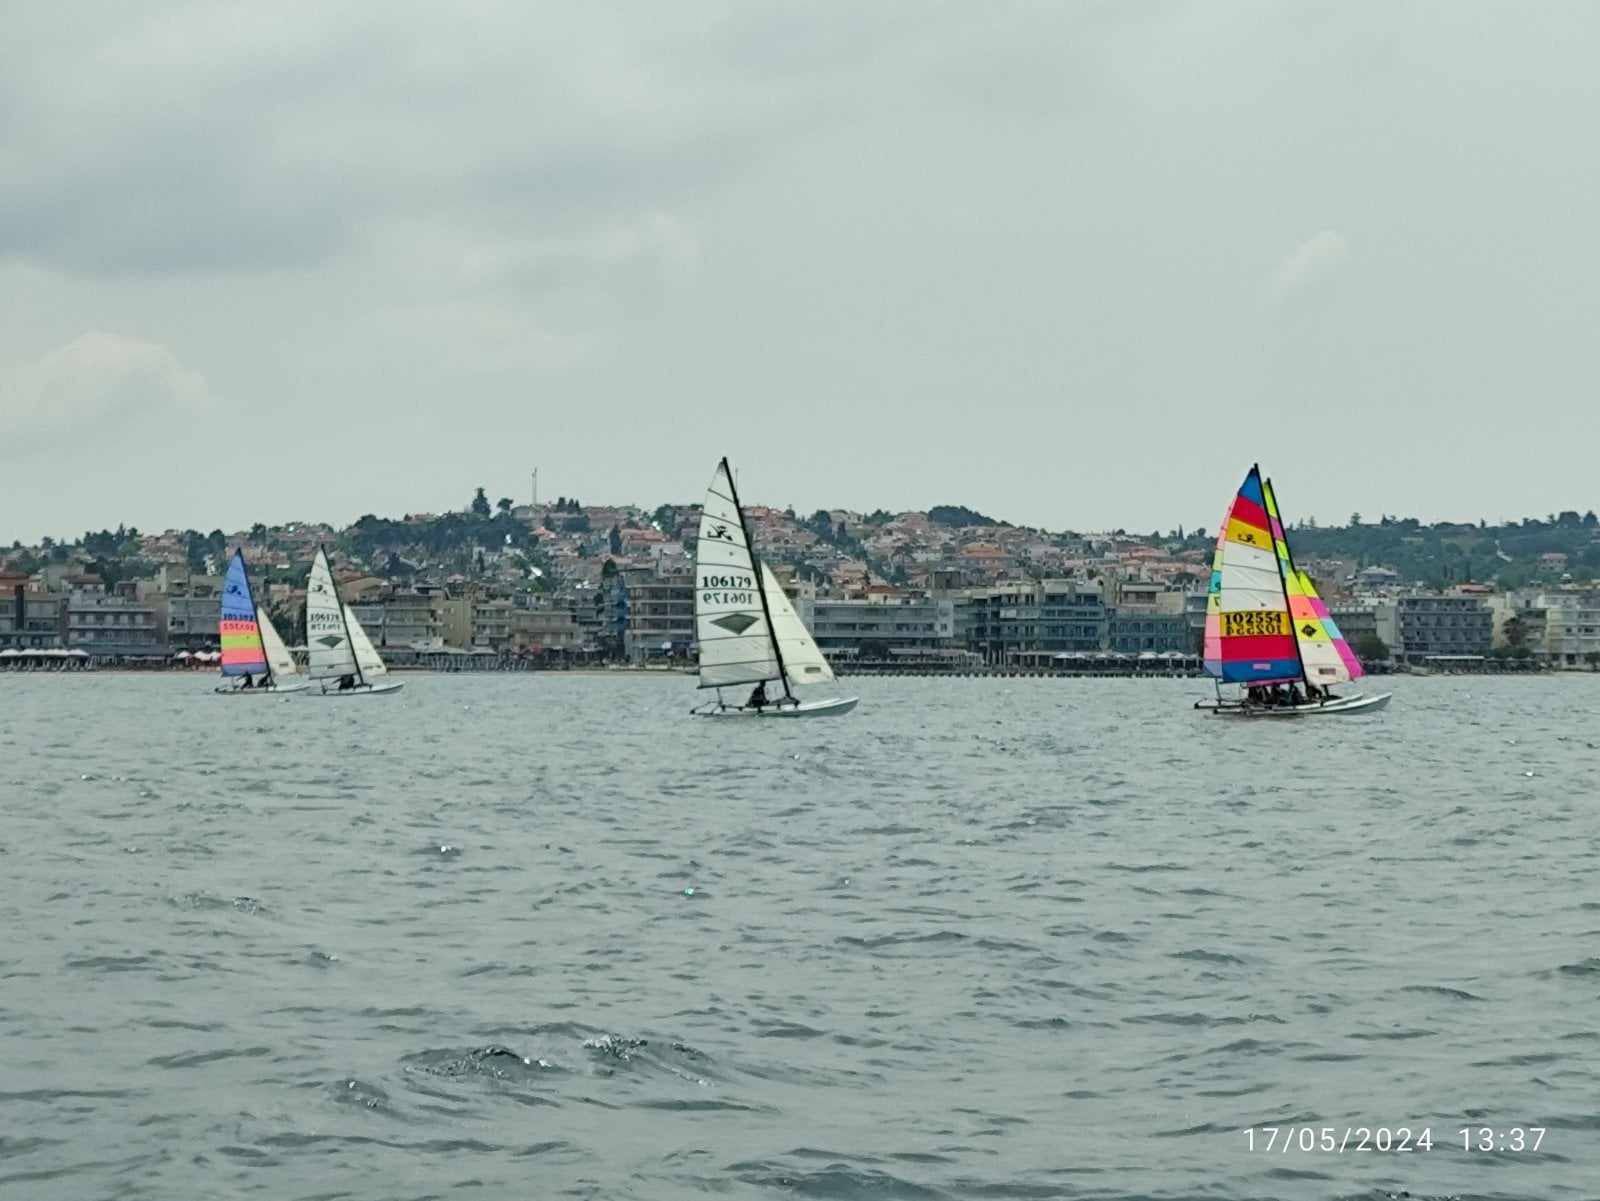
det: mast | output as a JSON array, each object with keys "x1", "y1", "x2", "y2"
[
  {"x1": 1263, "y1": 475, "x2": 1308, "y2": 687},
  {"x1": 722, "y1": 456, "x2": 792, "y2": 701},
  {"x1": 238, "y1": 550, "x2": 272, "y2": 686}
]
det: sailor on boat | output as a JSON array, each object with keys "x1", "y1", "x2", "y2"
[{"x1": 747, "y1": 682, "x2": 769, "y2": 711}]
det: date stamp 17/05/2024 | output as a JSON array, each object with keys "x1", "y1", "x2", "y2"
[{"x1": 1243, "y1": 1126, "x2": 1547, "y2": 1154}]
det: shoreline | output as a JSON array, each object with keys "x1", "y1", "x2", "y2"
[{"x1": 2, "y1": 666, "x2": 1578, "y2": 681}]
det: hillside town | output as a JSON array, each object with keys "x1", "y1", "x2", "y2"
[{"x1": 3, "y1": 490, "x2": 1599, "y2": 673}]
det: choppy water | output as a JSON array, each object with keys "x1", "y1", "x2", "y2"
[{"x1": 1, "y1": 673, "x2": 1597, "y2": 1200}]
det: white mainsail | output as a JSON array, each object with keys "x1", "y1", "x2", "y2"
[
  {"x1": 760, "y1": 562, "x2": 834, "y2": 685},
  {"x1": 344, "y1": 606, "x2": 388, "y2": 678},
  {"x1": 257, "y1": 608, "x2": 301, "y2": 680},
  {"x1": 695, "y1": 459, "x2": 780, "y2": 689},
  {"x1": 306, "y1": 548, "x2": 358, "y2": 681}
]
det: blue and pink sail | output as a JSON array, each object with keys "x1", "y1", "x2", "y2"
[{"x1": 219, "y1": 550, "x2": 268, "y2": 677}]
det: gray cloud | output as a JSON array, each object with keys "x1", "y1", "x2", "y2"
[
  {"x1": 1, "y1": 332, "x2": 209, "y2": 454},
  {"x1": 2, "y1": 1, "x2": 1599, "y2": 542}
]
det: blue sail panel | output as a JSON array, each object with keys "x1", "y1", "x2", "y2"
[{"x1": 219, "y1": 551, "x2": 267, "y2": 676}]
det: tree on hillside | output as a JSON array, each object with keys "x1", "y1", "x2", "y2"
[
  {"x1": 471, "y1": 487, "x2": 491, "y2": 517},
  {"x1": 609, "y1": 524, "x2": 623, "y2": 555},
  {"x1": 929, "y1": 504, "x2": 1003, "y2": 527},
  {"x1": 1351, "y1": 632, "x2": 1389, "y2": 662},
  {"x1": 497, "y1": 497, "x2": 513, "y2": 515}
]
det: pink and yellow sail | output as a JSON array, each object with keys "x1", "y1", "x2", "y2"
[
  {"x1": 1203, "y1": 466, "x2": 1300, "y2": 684},
  {"x1": 1263, "y1": 479, "x2": 1364, "y2": 685}
]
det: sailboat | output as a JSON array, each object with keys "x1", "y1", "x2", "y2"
[
  {"x1": 305, "y1": 546, "x2": 404, "y2": 697},
  {"x1": 215, "y1": 549, "x2": 307, "y2": 694},
  {"x1": 1195, "y1": 465, "x2": 1391, "y2": 717},
  {"x1": 691, "y1": 457, "x2": 858, "y2": 718}
]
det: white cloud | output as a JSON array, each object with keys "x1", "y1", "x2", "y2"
[
  {"x1": 1270, "y1": 229, "x2": 1351, "y2": 301},
  {"x1": 0, "y1": 332, "x2": 210, "y2": 456}
]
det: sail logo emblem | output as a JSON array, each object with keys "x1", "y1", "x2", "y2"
[
  {"x1": 225, "y1": 582, "x2": 244, "y2": 596},
  {"x1": 712, "y1": 613, "x2": 758, "y2": 635},
  {"x1": 707, "y1": 524, "x2": 733, "y2": 541},
  {"x1": 316, "y1": 635, "x2": 345, "y2": 649},
  {"x1": 1301, "y1": 623, "x2": 1317, "y2": 637}
]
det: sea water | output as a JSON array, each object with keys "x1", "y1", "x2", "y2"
[{"x1": 0, "y1": 673, "x2": 1595, "y2": 1199}]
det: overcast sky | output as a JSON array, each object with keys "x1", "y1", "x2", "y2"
[{"x1": 4, "y1": 2, "x2": 1597, "y2": 544}]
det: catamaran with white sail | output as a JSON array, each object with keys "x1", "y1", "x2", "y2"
[
  {"x1": 692, "y1": 458, "x2": 857, "y2": 718},
  {"x1": 305, "y1": 546, "x2": 403, "y2": 697},
  {"x1": 215, "y1": 549, "x2": 307, "y2": 694},
  {"x1": 1196, "y1": 465, "x2": 1390, "y2": 717}
]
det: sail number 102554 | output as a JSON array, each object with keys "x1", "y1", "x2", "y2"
[{"x1": 1221, "y1": 611, "x2": 1289, "y2": 637}]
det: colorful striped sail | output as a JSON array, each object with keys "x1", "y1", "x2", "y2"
[
  {"x1": 219, "y1": 550, "x2": 268, "y2": 677},
  {"x1": 1203, "y1": 465, "x2": 1300, "y2": 683},
  {"x1": 1263, "y1": 479, "x2": 1364, "y2": 685}
]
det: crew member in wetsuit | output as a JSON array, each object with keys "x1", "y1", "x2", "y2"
[
  {"x1": 747, "y1": 681, "x2": 768, "y2": 710},
  {"x1": 338, "y1": 674, "x2": 355, "y2": 691}
]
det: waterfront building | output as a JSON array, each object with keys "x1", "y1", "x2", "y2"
[
  {"x1": 961, "y1": 580, "x2": 1108, "y2": 661},
  {"x1": 510, "y1": 603, "x2": 583, "y2": 653},
  {"x1": 1526, "y1": 589, "x2": 1600, "y2": 668},
  {"x1": 472, "y1": 598, "x2": 515, "y2": 652},
  {"x1": 0, "y1": 573, "x2": 64, "y2": 650},
  {"x1": 1182, "y1": 591, "x2": 1209, "y2": 655},
  {"x1": 65, "y1": 588, "x2": 165, "y2": 659},
  {"x1": 349, "y1": 600, "x2": 387, "y2": 646},
  {"x1": 1107, "y1": 612, "x2": 1189, "y2": 654},
  {"x1": 437, "y1": 594, "x2": 472, "y2": 648},
  {"x1": 619, "y1": 564, "x2": 695, "y2": 661},
  {"x1": 796, "y1": 595, "x2": 956, "y2": 654},
  {"x1": 1328, "y1": 604, "x2": 1379, "y2": 651},
  {"x1": 157, "y1": 570, "x2": 222, "y2": 652},
  {"x1": 1374, "y1": 595, "x2": 1493, "y2": 663},
  {"x1": 383, "y1": 590, "x2": 444, "y2": 648}
]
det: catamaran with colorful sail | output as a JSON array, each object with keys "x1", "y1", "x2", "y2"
[
  {"x1": 691, "y1": 457, "x2": 857, "y2": 718},
  {"x1": 215, "y1": 549, "x2": 307, "y2": 694},
  {"x1": 1196, "y1": 465, "x2": 1390, "y2": 717},
  {"x1": 304, "y1": 546, "x2": 403, "y2": 697}
]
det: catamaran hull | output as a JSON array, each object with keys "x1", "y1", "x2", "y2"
[
  {"x1": 214, "y1": 681, "x2": 310, "y2": 695},
  {"x1": 1197, "y1": 691, "x2": 1392, "y2": 717},
  {"x1": 313, "y1": 681, "x2": 405, "y2": 697},
  {"x1": 697, "y1": 695, "x2": 859, "y2": 718}
]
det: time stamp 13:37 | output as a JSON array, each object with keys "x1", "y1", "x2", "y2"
[{"x1": 1243, "y1": 1126, "x2": 1547, "y2": 1154}]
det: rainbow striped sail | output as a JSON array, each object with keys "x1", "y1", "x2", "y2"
[
  {"x1": 219, "y1": 550, "x2": 268, "y2": 677},
  {"x1": 1264, "y1": 479, "x2": 1364, "y2": 685},
  {"x1": 1203, "y1": 466, "x2": 1300, "y2": 684}
]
